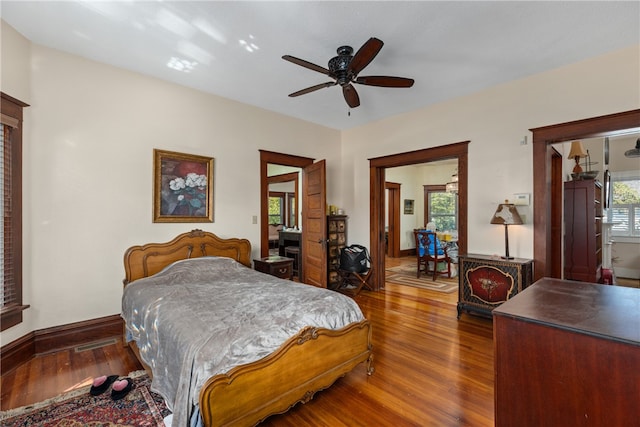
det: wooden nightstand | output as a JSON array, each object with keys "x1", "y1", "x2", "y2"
[{"x1": 253, "y1": 256, "x2": 294, "y2": 280}]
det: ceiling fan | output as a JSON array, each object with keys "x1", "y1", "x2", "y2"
[{"x1": 282, "y1": 37, "x2": 414, "y2": 108}]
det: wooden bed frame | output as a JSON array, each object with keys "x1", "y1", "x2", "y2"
[{"x1": 122, "y1": 229, "x2": 373, "y2": 427}]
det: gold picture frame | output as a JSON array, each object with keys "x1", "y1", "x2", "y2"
[{"x1": 153, "y1": 149, "x2": 214, "y2": 223}]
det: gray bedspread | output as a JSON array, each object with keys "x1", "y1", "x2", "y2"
[{"x1": 121, "y1": 256, "x2": 365, "y2": 427}]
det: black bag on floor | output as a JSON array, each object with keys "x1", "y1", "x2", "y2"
[{"x1": 340, "y1": 245, "x2": 370, "y2": 273}]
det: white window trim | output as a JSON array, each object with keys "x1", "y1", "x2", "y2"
[{"x1": 608, "y1": 170, "x2": 640, "y2": 241}]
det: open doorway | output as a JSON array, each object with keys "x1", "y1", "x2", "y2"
[
  {"x1": 259, "y1": 151, "x2": 329, "y2": 287},
  {"x1": 369, "y1": 142, "x2": 470, "y2": 291},
  {"x1": 531, "y1": 109, "x2": 640, "y2": 281},
  {"x1": 260, "y1": 150, "x2": 314, "y2": 258},
  {"x1": 385, "y1": 160, "x2": 459, "y2": 259}
]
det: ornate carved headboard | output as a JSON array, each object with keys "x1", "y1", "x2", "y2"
[{"x1": 123, "y1": 229, "x2": 252, "y2": 285}]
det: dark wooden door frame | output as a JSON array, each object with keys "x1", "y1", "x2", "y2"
[
  {"x1": 370, "y1": 142, "x2": 469, "y2": 291},
  {"x1": 385, "y1": 182, "x2": 401, "y2": 258},
  {"x1": 550, "y1": 148, "x2": 563, "y2": 279},
  {"x1": 260, "y1": 150, "x2": 314, "y2": 258},
  {"x1": 530, "y1": 109, "x2": 640, "y2": 281}
]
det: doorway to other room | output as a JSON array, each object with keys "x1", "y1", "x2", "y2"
[{"x1": 369, "y1": 142, "x2": 469, "y2": 291}]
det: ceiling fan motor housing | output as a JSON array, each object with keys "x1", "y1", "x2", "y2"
[{"x1": 329, "y1": 46, "x2": 354, "y2": 85}]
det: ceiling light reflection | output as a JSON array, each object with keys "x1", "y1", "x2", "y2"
[
  {"x1": 192, "y1": 17, "x2": 226, "y2": 44},
  {"x1": 77, "y1": 0, "x2": 124, "y2": 20},
  {"x1": 239, "y1": 38, "x2": 260, "y2": 53},
  {"x1": 167, "y1": 57, "x2": 198, "y2": 73},
  {"x1": 177, "y1": 40, "x2": 213, "y2": 65},
  {"x1": 155, "y1": 8, "x2": 194, "y2": 38}
]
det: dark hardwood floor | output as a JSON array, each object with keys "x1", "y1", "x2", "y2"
[{"x1": 1, "y1": 257, "x2": 495, "y2": 426}]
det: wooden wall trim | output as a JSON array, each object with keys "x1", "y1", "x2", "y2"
[
  {"x1": 399, "y1": 249, "x2": 414, "y2": 258},
  {"x1": 0, "y1": 331, "x2": 35, "y2": 376},
  {"x1": 1, "y1": 315, "x2": 124, "y2": 374}
]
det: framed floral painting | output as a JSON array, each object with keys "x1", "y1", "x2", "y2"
[{"x1": 153, "y1": 149, "x2": 214, "y2": 223}]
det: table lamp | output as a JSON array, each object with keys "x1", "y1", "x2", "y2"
[
  {"x1": 568, "y1": 141, "x2": 588, "y2": 175},
  {"x1": 490, "y1": 201, "x2": 523, "y2": 259}
]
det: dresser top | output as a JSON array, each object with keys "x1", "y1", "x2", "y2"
[
  {"x1": 493, "y1": 278, "x2": 640, "y2": 346},
  {"x1": 459, "y1": 253, "x2": 533, "y2": 264}
]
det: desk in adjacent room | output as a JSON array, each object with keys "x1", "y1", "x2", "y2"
[{"x1": 278, "y1": 230, "x2": 301, "y2": 256}]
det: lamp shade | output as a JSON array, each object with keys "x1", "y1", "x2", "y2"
[
  {"x1": 445, "y1": 170, "x2": 459, "y2": 193},
  {"x1": 490, "y1": 202, "x2": 523, "y2": 225},
  {"x1": 567, "y1": 141, "x2": 588, "y2": 160}
]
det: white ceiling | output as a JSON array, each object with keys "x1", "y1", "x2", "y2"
[{"x1": 2, "y1": 1, "x2": 639, "y2": 130}]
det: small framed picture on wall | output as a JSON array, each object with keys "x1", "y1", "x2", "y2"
[{"x1": 404, "y1": 199, "x2": 414, "y2": 215}]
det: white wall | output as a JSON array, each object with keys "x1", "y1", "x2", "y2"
[
  {"x1": 342, "y1": 44, "x2": 640, "y2": 260},
  {"x1": 1, "y1": 21, "x2": 34, "y2": 339},
  {"x1": 0, "y1": 20, "x2": 341, "y2": 344},
  {"x1": 1, "y1": 17, "x2": 639, "y2": 344}
]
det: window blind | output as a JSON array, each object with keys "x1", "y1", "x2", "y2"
[{"x1": 1, "y1": 124, "x2": 15, "y2": 307}]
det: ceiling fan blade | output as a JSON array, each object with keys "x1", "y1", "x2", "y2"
[
  {"x1": 343, "y1": 84, "x2": 360, "y2": 108},
  {"x1": 288, "y1": 81, "x2": 336, "y2": 97},
  {"x1": 348, "y1": 37, "x2": 384, "y2": 76},
  {"x1": 355, "y1": 76, "x2": 415, "y2": 88},
  {"x1": 282, "y1": 55, "x2": 331, "y2": 76}
]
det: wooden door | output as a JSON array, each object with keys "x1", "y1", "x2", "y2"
[
  {"x1": 385, "y1": 182, "x2": 401, "y2": 257},
  {"x1": 550, "y1": 148, "x2": 563, "y2": 278},
  {"x1": 302, "y1": 160, "x2": 327, "y2": 287}
]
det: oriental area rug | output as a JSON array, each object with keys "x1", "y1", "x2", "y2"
[
  {"x1": 385, "y1": 263, "x2": 458, "y2": 293},
  {"x1": 0, "y1": 370, "x2": 170, "y2": 427}
]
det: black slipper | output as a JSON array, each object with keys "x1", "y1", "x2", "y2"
[
  {"x1": 89, "y1": 375, "x2": 119, "y2": 396},
  {"x1": 111, "y1": 377, "x2": 133, "y2": 400}
]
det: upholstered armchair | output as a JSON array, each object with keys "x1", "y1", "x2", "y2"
[{"x1": 413, "y1": 229, "x2": 452, "y2": 281}]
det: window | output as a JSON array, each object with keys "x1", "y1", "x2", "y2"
[
  {"x1": 287, "y1": 193, "x2": 296, "y2": 226},
  {"x1": 268, "y1": 191, "x2": 296, "y2": 227},
  {"x1": 268, "y1": 193, "x2": 285, "y2": 225},
  {"x1": 608, "y1": 171, "x2": 640, "y2": 238},
  {"x1": 425, "y1": 185, "x2": 458, "y2": 231},
  {"x1": 1, "y1": 92, "x2": 29, "y2": 331}
]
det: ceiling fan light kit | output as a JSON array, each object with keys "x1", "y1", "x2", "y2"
[
  {"x1": 625, "y1": 138, "x2": 640, "y2": 158},
  {"x1": 283, "y1": 37, "x2": 414, "y2": 108}
]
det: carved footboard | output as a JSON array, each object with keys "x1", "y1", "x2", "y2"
[{"x1": 199, "y1": 320, "x2": 374, "y2": 427}]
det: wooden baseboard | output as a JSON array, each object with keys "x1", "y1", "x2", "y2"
[
  {"x1": 399, "y1": 249, "x2": 415, "y2": 257},
  {"x1": 1, "y1": 314, "x2": 123, "y2": 374},
  {"x1": 0, "y1": 331, "x2": 35, "y2": 376}
]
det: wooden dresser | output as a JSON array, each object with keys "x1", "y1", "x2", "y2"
[
  {"x1": 564, "y1": 180, "x2": 603, "y2": 283},
  {"x1": 493, "y1": 278, "x2": 640, "y2": 427}
]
